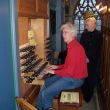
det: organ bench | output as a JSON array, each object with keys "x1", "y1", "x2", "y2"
[{"x1": 58, "y1": 88, "x2": 84, "y2": 110}]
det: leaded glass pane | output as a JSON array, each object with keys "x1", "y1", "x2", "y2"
[
  {"x1": 80, "y1": 24, "x2": 84, "y2": 31},
  {"x1": 92, "y1": 0, "x2": 96, "y2": 4},
  {"x1": 74, "y1": 20, "x2": 79, "y2": 29},
  {"x1": 80, "y1": 20, "x2": 84, "y2": 25},
  {"x1": 97, "y1": 25, "x2": 101, "y2": 30},
  {"x1": 97, "y1": 20, "x2": 101, "y2": 25}
]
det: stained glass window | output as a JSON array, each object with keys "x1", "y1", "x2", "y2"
[{"x1": 73, "y1": 0, "x2": 101, "y2": 34}]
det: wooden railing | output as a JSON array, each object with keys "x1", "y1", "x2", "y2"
[{"x1": 16, "y1": 85, "x2": 40, "y2": 110}]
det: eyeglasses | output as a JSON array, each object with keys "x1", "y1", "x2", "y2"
[{"x1": 62, "y1": 31, "x2": 72, "y2": 34}]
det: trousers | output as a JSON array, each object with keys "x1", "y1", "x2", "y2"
[{"x1": 36, "y1": 75, "x2": 84, "y2": 110}]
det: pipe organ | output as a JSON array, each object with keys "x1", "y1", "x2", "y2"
[
  {"x1": 16, "y1": 0, "x2": 54, "y2": 109},
  {"x1": 17, "y1": 14, "x2": 54, "y2": 110},
  {"x1": 17, "y1": 41, "x2": 53, "y2": 109}
]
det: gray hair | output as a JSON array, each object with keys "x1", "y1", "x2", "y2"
[
  {"x1": 85, "y1": 17, "x2": 96, "y2": 23},
  {"x1": 60, "y1": 22, "x2": 78, "y2": 37}
]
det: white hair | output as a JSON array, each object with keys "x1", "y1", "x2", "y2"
[{"x1": 60, "y1": 22, "x2": 78, "y2": 37}]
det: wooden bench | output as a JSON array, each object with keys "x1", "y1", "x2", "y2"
[{"x1": 58, "y1": 88, "x2": 84, "y2": 110}]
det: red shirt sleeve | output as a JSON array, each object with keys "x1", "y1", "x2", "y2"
[{"x1": 57, "y1": 64, "x2": 65, "y2": 69}]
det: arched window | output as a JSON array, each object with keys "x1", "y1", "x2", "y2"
[{"x1": 73, "y1": 0, "x2": 101, "y2": 34}]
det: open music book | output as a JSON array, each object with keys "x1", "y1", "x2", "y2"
[{"x1": 60, "y1": 91, "x2": 80, "y2": 104}]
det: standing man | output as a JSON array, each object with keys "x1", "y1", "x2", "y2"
[
  {"x1": 80, "y1": 11, "x2": 103, "y2": 102},
  {"x1": 36, "y1": 22, "x2": 88, "y2": 110}
]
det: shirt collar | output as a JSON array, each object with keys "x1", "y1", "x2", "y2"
[{"x1": 67, "y1": 38, "x2": 76, "y2": 48}]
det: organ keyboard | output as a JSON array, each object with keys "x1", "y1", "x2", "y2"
[
  {"x1": 22, "y1": 60, "x2": 49, "y2": 85},
  {"x1": 19, "y1": 43, "x2": 51, "y2": 86}
]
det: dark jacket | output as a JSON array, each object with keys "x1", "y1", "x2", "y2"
[
  {"x1": 80, "y1": 29, "x2": 103, "y2": 102},
  {"x1": 80, "y1": 29, "x2": 103, "y2": 65}
]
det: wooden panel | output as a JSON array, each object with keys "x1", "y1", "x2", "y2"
[
  {"x1": 31, "y1": 19, "x2": 48, "y2": 59},
  {"x1": 18, "y1": 17, "x2": 29, "y2": 45},
  {"x1": 20, "y1": 78, "x2": 31, "y2": 96},
  {"x1": 18, "y1": 0, "x2": 48, "y2": 18},
  {"x1": 99, "y1": 6, "x2": 110, "y2": 109},
  {"x1": 36, "y1": 0, "x2": 48, "y2": 18},
  {"x1": 18, "y1": 0, "x2": 36, "y2": 17},
  {"x1": 16, "y1": 97, "x2": 37, "y2": 110}
]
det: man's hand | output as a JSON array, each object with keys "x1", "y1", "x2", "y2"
[
  {"x1": 48, "y1": 65, "x2": 58, "y2": 69},
  {"x1": 45, "y1": 69, "x2": 55, "y2": 74},
  {"x1": 86, "y1": 58, "x2": 89, "y2": 63}
]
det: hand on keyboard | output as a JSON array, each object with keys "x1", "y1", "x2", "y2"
[
  {"x1": 45, "y1": 68, "x2": 55, "y2": 74},
  {"x1": 47, "y1": 65, "x2": 58, "y2": 69}
]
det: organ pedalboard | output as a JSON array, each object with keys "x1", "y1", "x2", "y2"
[{"x1": 19, "y1": 43, "x2": 51, "y2": 85}]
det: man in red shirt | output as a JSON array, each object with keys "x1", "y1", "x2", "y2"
[{"x1": 36, "y1": 22, "x2": 88, "y2": 110}]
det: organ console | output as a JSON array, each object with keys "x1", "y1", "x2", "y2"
[
  {"x1": 19, "y1": 43, "x2": 51, "y2": 86},
  {"x1": 16, "y1": 43, "x2": 53, "y2": 109}
]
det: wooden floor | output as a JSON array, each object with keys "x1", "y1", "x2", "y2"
[{"x1": 80, "y1": 91, "x2": 99, "y2": 110}]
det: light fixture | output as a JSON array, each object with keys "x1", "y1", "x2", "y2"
[
  {"x1": 108, "y1": 7, "x2": 110, "y2": 13},
  {"x1": 96, "y1": 2, "x2": 102, "y2": 10},
  {"x1": 99, "y1": 6, "x2": 107, "y2": 13},
  {"x1": 96, "y1": 2, "x2": 108, "y2": 14}
]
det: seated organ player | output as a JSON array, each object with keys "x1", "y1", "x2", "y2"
[{"x1": 35, "y1": 22, "x2": 88, "y2": 110}]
